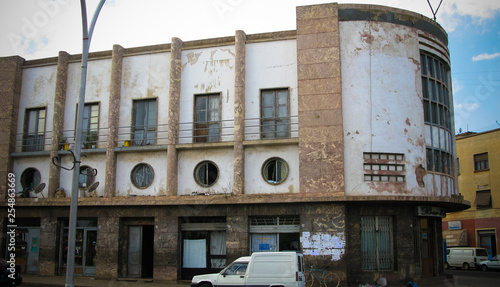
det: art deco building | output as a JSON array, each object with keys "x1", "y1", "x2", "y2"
[{"x1": 0, "y1": 2, "x2": 468, "y2": 285}]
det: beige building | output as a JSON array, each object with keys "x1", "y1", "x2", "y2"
[
  {"x1": 0, "y1": 3, "x2": 468, "y2": 286},
  {"x1": 443, "y1": 128, "x2": 500, "y2": 256}
]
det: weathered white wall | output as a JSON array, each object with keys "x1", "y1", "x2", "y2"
[
  {"x1": 13, "y1": 157, "x2": 50, "y2": 198},
  {"x1": 118, "y1": 52, "x2": 170, "y2": 145},
  {"x1": 179, "y1": 46, "x2": 235, "y2": 143},
  {"x1": 115, "y1": 151, "x2": 168, "y2": 196},
  {"x1": 17, "y1": 65, "x2": 57, "y2": 151},
  {"x1": 65, "y1": 58, "x2": 111, "y2": 146},
  {"x1": 245, "y1": 40, "x2": 298, "y2": 140},
  {"x1": 244, "y1": 145, "x2": 299, "y2": 194},
  {"x1": 177, "y1": 148, "x2": 234, "y2": 195},
  {"x1": 341, "y1": 21, "x2": 428, "y2": 196}
]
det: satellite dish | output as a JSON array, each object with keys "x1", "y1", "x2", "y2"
[
  {"x1": 33, "y1": 183, "x2": 46, "y2": 198},
  {"x1": 88, "y1": 181, "x2": 99, "y2": 192}
]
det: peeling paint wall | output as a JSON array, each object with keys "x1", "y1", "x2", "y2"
[
  {"x1": 65, "y1": 59, "x2": 112, "y2": 145},
  {"x1": 17, "y1": 66, "x2": 57, "y2": 144},
  {"x1": 245, "y1": 40, "x2": 298, "y2": 140},
  {"x1": 177, "y1": 148, "x2": 234, "y2": 195},
  {"x1": 120, "y1": 53, "x2": 170, "y2": 145},
  {"x1": 115, "y1": 151, "x2": 168, "y2": 196},
  {"x1": 244, "y1": 145, "x2": 299, "y2": 194},
  {"x1": 13, "y1": 157, "x2": 50, "y2": 198},
  {"x1": 341, "y1": 21, "x2": 428, "y2": 196},
  {"x1": 179, "y1": 47, "x2": 235, "y2": 143}
]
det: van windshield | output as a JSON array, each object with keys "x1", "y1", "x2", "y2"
[{"x1": 476, "y1": 249, "x2": 488, "y2": 256}]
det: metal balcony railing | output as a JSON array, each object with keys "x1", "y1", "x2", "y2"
[{"x1": 13, "y1": 116, "x2": 299, "y2": 152}]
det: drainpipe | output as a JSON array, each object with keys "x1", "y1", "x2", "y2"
[{"x1": 65, "y1": 1, "x2": 106, "y2": 286}]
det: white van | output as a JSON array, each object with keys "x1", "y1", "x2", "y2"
[
  {"x1": 191, "y1": 252, "x2": 305, "y2": 287},
  {"x1": 445, "y1": 247, "x2": 489, "y2": 270}
]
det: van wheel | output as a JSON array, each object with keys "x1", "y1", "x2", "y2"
[
  {"x1": 481, "y1": 265, "x2": 488, "y2": 272},
  {"x1": 444, "y1": 262, "x2": 449, "y2": 269},
  {"x1": 199, "y1": 283, "x2": 212, "y2": 287},
  {"x1": 463, "y1": 263, "x2": 470, "y2": 270}
]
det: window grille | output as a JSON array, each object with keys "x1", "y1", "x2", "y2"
[
  {"x1": 361, "y1": 216, "x2": 394, "y2": 271},
  {"x1": 363, "y1": 153, "x2": 406, "y2": 182}
]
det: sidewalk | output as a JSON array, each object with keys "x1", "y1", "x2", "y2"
[{"x1": 22, "y1": 274, "x2": 191, "y2": 287}]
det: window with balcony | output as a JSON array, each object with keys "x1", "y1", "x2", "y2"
[
  {"x1": 23, "y1": 108, "x2": 46, "y2": 152},
  {"x1": 261, "y1": 88, "x2": 289, "y2": 139},
  {"x1": 132, "y1": 99, "x2": 157, "y2": 146},
  {"x1": 194, "y1": 94, "x2": 220, "y2": 143},
  {"x1": 80, "y1": 103, "x2": 99, "y2": 149},
  {"x1": 474, "y1": 153, "x2": 489, "y2": 172}
]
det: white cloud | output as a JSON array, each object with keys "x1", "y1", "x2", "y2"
[
  {"x1": 472, "y1": 52, "x2": 500, "y2": 61},
  {"x1": 455, "y1": 102, "x2": 480, "y2": 112},
  {"x1": 452, "y1": 79, "x2": 463, "y2": 94}
]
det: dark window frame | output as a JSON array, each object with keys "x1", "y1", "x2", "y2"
[{"x1": 260, "y1": 88, "x2": 290, "y2": 139}]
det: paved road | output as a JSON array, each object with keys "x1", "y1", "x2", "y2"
[{"x1": 445, "y1": 269, "x2": 500, "y2": 287}]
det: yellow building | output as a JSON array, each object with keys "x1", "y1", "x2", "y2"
[{"x1": 444, "y1": 128, "x2": 500, "y2": 256}]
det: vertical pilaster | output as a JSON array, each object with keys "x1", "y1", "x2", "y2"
[
  {"x1": 104, "y1": 45, "x2": 124, "y2": 198},
  {"x1": 296, "y1": 3, "x2": 345, "y2": 194},
  {"x1": 38, "y1": 216, "x2": 58, "y2": 275},
  {"x1": 49, "y1": 51, "x2": 71, "y2": 198},
  {"x1": 226, "y1": 215, "x2": 248, "y2": 263},
  {"x1": 0, "y1": 56, "x2": 24, "y2": 200},
  {"x1": 233, "y1": 30, "x2": 246, "y2": 195},
  {"x1": 95, "y1": 216, "x2": 120, "y2": 279},
  {"x1": 153, "y1": 216, "x2": 179, "y2": 281},
  {"x1": 166, "y1": 38, "x2": 183, "y2": 197}
]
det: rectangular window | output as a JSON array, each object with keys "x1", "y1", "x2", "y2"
[
  {"x1": 361, "y1": 216, "x2": 394, "y2": 271},
  {"x1": 475, "y1": 190, "x2": 491, "y2": 208},
  {"x1": 261, "y1": 88, "x2": 289, "y2": 139},
  {"x1": 363, "y1": 152, "x2": 406, "y2": 182},
  {"x1": 132, "y1": 99, "x2": 157, "y2": 146},
  {"x1": 194, "y1": 94, "x2": 220, "y2": 143},
  {"x1": 474, "y1": 153, "x2": 489, "y2": 172},
  {"x1": 78, "y1": 103, "x2": 99, "y2": 148},
  {"x1": 23, "y1": 108, "x2": 46, "y2": 152}
]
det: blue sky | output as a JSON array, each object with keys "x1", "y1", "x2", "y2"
[{"x1": 0, "y1": 0, "x2": 499, "y2": 134}]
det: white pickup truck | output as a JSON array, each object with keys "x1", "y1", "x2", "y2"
[{"x1": 191, "y1": 252, "x2": 305, "y2": 287}]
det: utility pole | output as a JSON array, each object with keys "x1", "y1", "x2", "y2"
[{"x1": 65, "y1": 1, "x2": 106, "y2": 286}]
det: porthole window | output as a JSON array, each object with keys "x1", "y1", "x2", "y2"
[
  {"x1": 194, "y1": 161, "x2": 219, "y2": 187},
  {"x1": 79, "y1": 166, "x2": 95, "y2": 188},
  {"x1": 21, "y1": 168, "x2": 41, "y2": 189},
  {"x1": 262, "y1": 157, "x2": 289, "y2": 185},
  {"x1": 131, "y1": 163, "x2": 154, "y2": 188}
]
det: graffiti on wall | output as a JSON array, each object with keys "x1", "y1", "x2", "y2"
[{"x1": 300, "y1": 232, "x2": 345, "y2": 261}]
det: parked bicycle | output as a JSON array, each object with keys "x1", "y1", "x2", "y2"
[{"x1": 306, "y1": 265, "x2": 340, "y2": 287}]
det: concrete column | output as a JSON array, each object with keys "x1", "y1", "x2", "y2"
[
  {"x1": 95, "y1": 216, "x2": 120, "y2": 279},
  {"x1": 48, "y1": 51, "x2": 71, "y2": 198},
  {"x1": 226, "y1": 215, "x2": 249, "y2": 263},
  {"x1": 104, "y1": 45, "x2": 124, "y2": 198},
  {"x1": 296, "y1": 3, "x2": 345, "y2": 194},
  {"x1": 0, "y1": 56, "x2": 24, "y2": 200},
  {"x1": 153, "y1": 216, "x2": 178, "y2": 281},
  {"x1": 38, "y1": 216, "x2": 58, "y2": 275},
  {"x1": 233, "y1": 30, "x2": 246, "y2": 195},
  {"x1": 166, "y1": 38, "x2": 183, "y2": 196}
]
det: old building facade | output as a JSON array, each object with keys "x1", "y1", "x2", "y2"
[
  {"x1": 0, "y1": 3, "x2": 468, "y2": 286},
  {"x1": 443, "y1": 128, "x2": 500, "y2": 256}
]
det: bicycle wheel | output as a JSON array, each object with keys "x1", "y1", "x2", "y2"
[
  {"x1": 322, "y1": 272, "x2": 340, "y2": 287},
  {"x1": 305, "y1": 273, "x2": 316, "y2": 287}
]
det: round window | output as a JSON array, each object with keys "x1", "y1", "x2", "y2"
[
  {"x1": 79, "y1": 166, "x2": 95, "y2": 188},
  {"x1": 21, "y1": 168, "x2": 41, "y2": 190},
  {"x1": 262, "y1": 157, "x2": 289, "y2": 185},
  {"x1": 131, "y1": 163, "x2": 154, "y2": 188},
  {"x1": 194, "y1": 161, "x2": 219, "y2": 187}
]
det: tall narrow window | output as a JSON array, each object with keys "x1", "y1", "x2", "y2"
[
  {"x1": 361, "y1": 216, "x2": 394, "y2": 271},
  {"x1": 261, "y1": 89, "x2": 289, "y2": 139},
  {"x1": 79, "y1": 103, "x2": 99, "y2": 148},
  {"x1": 132, "y1": 99, "x2": 157, "y2": 146},
  {"x1": 474, "y1": 153, "x2": 489, "y2": 172},
  {"x1": 194, "y1": 94, "x2": 220, "y2": 143},
  {"x1": 23, "y1": 108, "x2": 46, "y2": 152}
]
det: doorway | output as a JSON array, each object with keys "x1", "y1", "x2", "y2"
[
  {"x1": 127, "y1": 225, "x2": 154, "y2": 278},
  {"x1": 478, "y1": 230, "x2": 497, "y2": 258}
]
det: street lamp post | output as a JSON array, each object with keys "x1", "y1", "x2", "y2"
[{"x1": 65, "y1": 1, "x2": 106, "y2": 286}]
